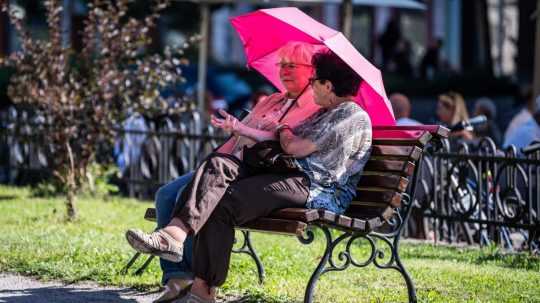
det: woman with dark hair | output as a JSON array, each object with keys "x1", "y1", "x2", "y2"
[{"x1": 126, "y1": 50, "x2": 372, "y2": 303}]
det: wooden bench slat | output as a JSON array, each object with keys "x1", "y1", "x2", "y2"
[
  {"x1": 357, "y1": 175, "x2": 409, "y2": 192},
  {"x1": 371, "y1": 145, "x2": 422, "y2": 161},
  {"x1": 372, "y1": 132, "x2": 432, "y2": 147},
  {"x1": 268, "y1": 208, "x2": 319, "y2": 222},
  {"x1": 351, "y1": 218, "x2": 368, "y2": 231},
  {"x1": 346, "y1": 205, "x2": 395, "y2": 220},
  {"x1": 354, "y1": 190, "x2": 402, "y2": 207},
  {"x1": 241, "y1": 218, "x2": 307, "y2": 236},
  {"x1": 317, "y1": 209, "x2": 337, "y2": 223},
  {"x1": 336, "y1": 214, "x2": 352, "y2": 228},
  {"x1": 315, "y1": 210, "x2": 368, "y2": 231},
  {"x1": 364, "y1": 159, "x2": 415, "y2": 176}
]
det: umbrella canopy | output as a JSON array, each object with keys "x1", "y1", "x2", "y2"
[{"x1": 230, "y1": 7, "x2": 395, "y2": 126}]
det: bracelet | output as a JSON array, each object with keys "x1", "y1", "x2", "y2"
[{"x1": 276, "y1": 124, "x2": 292, "y2": 134}]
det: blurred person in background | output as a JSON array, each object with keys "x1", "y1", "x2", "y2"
[
  {"x1": 420, "y1": 38, "x2": 443, "y2": 79},
  {"x1": 473, "y1": 97, "x2": 502, "y2": 147},
  {"x1": 394, "y1": 39, "x2": 413, "y2": 77},
  {"x1": 504, "y1": 85, "x2": 533, "y2": 140},
  {"x1": 242, "y1": 89, "x2": 270, "y2": 114},
  {"x1": 436, "y1": 91, "x2": 473, "y2": 141},
  {"x1": 205, "y1": 90, "x2": 228, "y2": 117},
  {"x1": 503, "y1": 95, "x2": 540, "y2": 151},
  {"x1": 390, "y1": 93, "x2": 421, "y2": 125},
  {"x1": 378, "y1": 16, "x2": 401, "y2": 70}
]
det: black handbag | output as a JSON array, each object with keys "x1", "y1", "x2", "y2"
[
  {"x1": 243, "y1": 140, "x2": 299, "y2": 174},
  {"x1": 241, "y1": 85, "x2": 311, "y2": 175}
]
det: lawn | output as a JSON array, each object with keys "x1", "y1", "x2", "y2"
[{"x1": 0, "y1": 185, "x2": 539, "y2": 302}]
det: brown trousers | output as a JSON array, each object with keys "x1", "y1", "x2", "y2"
[{"x1": 172, "y1": 153, "x2": 310, "y2": 286}]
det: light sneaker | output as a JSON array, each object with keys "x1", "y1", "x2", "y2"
[
  {"x1": 173, "y1": 292, "x2": 216, "y2": 303},
  {"x1": 153, "y1": 278, "x2": 193, "y2": 303},
  {"x1": 125, "y1": 229, "x2": 183, "y2": 263}
]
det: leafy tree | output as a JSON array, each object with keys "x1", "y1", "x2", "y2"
[{"x1": 0, "y1": 0, "x2": 193, "y2": 220}]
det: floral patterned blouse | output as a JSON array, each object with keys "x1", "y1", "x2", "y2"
[{"x1": 293, "y1": 101, "x2": 372, "y2": 214}]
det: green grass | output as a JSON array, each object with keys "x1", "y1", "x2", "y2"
[{"x1": 0, "y1": 185, "x2": 539, "y2": 302}]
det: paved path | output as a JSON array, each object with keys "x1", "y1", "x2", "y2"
[{"x1": 0, "y1": 273, "x2": 160, "y2": 303}]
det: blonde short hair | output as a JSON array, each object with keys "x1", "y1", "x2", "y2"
[
  {"x1": 277, "y1": 41, "x2": 317, "y2": 65},
  {"x1": 439, "y1": 91, "x2": 469, "y2": 125}
]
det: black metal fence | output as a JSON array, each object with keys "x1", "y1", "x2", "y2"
[
  {"x1": 1, "y1": 108, "x2": 538, "y2": 251},
  {"x1": 413, "y1": 138, "x2": 540, "y2": 251}
]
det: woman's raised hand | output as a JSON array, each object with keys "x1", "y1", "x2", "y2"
[{"x1": 211, "y1": 109, "x2": 243, "y2": 135}]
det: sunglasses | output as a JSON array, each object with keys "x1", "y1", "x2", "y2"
[
  {"x1": 276, "y1": 62, "x2": 312, "y2": 70},
  {"x1": 308, "y1": 77, "x2": 324, "y2": 86}
]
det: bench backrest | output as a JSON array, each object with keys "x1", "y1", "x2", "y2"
[{"x1": 344, "y1": 126, "x2": 448, "y2": 226}]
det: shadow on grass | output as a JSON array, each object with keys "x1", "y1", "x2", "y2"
[
  {"x1": 0, "y1": 286, "x2": 147, "y2": 303},
  {"x1": 400, "y1": 244, "x2": 540, "y2": 271},
  {"x1": 0, "y1": 195, "x2": 17, "y2": 201}
]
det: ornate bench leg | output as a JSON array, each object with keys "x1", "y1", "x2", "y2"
[
  {"x1": 135, "y1": 255, "x2": 155, "y2": 276},
  {"x1": 298, "y1": 226, "x2": 352, "y2": 303},
  {"x1": 299, "y1": 224, "x2": 417, "y2": 303},
  {"x1": 370, "y1": 233, "x2": 417, "y2": 303},
  {"x1": 232, "y1": 230, "x2": 265, "y2": 284},
  {"x1": 120, "y1": 252, "x2": 155, "y2": 276},
  {"x1": 120, "y1": 252, "x2": 142, "y2": 275},
  {"x1": 394, "y1": 251, "x2": 417, "y2": 303}
]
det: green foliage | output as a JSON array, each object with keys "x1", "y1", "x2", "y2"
[
  {"x1": 0, "y1": 0, "x2": 195, "y2": 219},
  {"x1": 31, "y1": 180, "x2": 65, "y2": 198},
  {"x1": 83, "y1": 163, "x2": 120, "y2": 198},
  {"x1": 0, "y1": 185, "x2": 539, "y2": 302},
  {"x1": 30, "y1": 163, "x2": 120, "y2": 198}
]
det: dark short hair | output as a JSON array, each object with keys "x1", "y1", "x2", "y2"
[{"x1": 311, "y1": 50, "x2": 362, "y2": 97}]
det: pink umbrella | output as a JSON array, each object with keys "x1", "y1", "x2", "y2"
[{"x1": 230, "y1": 7, "x2": 395, "y2": 126}]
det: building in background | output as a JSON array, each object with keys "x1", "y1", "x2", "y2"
[{"x1": 0, "y1": 1, "x2": 538, "y2": 87}]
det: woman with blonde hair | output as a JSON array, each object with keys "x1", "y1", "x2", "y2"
[
  {"x1": 129, "y1": 41, "x2": 322, "y2": 303},
  {"x1": 436, "y1": 91, "x2": 473, "y2": 140}
]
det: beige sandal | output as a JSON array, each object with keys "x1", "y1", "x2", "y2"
[{"x1": 125, "y1": 229, "x2": 183, "y2": 263}]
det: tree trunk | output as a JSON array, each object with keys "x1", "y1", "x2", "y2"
[
  {"x1": 66, "y1": 183, "x2": 77, "y2": 220},
  {"x1": 65, "y1": 141, "x2": 78, "y2": 221}
]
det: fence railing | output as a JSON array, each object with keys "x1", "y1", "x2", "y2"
[
  {"x1": 412, "y1": 138, "x2": 540, "y2": 251},
  {"x1": 1, "y1": 108, "x2": 538, "y2": 251}
]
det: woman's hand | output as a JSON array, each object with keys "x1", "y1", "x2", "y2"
[{"x1": 211, "y1": 109, "x2": 243, "y2": 135}]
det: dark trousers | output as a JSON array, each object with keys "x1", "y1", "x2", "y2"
[
  {"x1": 172, "y1": 153, "x2": 310, "y2": 286},
  {"x1": 173, "y1": 153, "x2": 249, "y2": 233},
  {"x1": 192, "y1": 172, "x2": 310, "y2": 286}
]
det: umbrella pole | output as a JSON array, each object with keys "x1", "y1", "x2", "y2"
[{"x1": 197, "y1": 2, "x2": 209, "y2": 115}]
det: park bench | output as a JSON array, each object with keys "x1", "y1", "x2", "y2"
[{"x1": 122, "y1": 125, "x2": 449, "y2": 303}]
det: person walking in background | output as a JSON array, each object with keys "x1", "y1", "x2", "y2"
[
  {"x1": 473, "y1": 97, "x2": 502, "y2": 147},
  {"x1": 436, "y1": 91, "x2": 473, "y2": 141},
  {"x1": 503, "y1": 95, "x2": 540, "y2": 152},
  {"x1": 390, "y1": 93, "x2": 421, "y2": 126}
]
